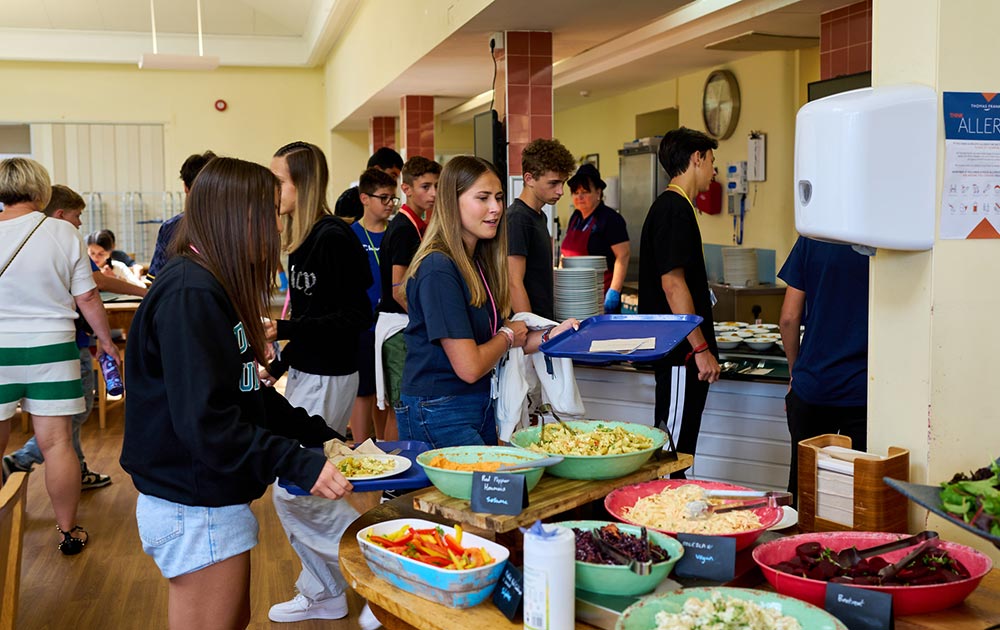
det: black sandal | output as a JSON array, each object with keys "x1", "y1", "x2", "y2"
[{"x1": 57, "y1": 525, "x2": 88, "y2": 556}]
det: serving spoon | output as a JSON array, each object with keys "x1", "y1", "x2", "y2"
[{"x1": 495, "y1": 456, "x2": 564, "y2": 472}]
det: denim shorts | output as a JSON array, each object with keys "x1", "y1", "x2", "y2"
[
  {"x1": 135, "y1": 493, "x2": 259, "y2": 579},
  {"x1": 395, "y1": 391, "x2": 497, "y2": 448}
]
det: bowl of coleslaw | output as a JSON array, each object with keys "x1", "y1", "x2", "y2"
[
  {"x1": 605, "y1": 480, "x2": 784, "y2": 551},
  {"x1": 510, "y1": 420, "x2": 667, "y2": 480},
  {"x1": 615, "y1": 587, "x2": 847, "y2": 630}
]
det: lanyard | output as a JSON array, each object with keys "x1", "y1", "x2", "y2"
[
  {"x1": 667, "y1": 184, "x2": 696, "y2": 211},
  {"x1": 476, "y1": 261, "x2": 499, "y2": 335},
  {"x1": 358, "y1": 218, "x2": 380, "y2": 266},
  {"x1": 399, "y1": 205, "x2": 425, "y2": 239}
]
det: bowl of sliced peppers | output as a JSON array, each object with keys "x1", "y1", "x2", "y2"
[{"x1": 357, "y1": 518, "x2": 509, "y2": 608}]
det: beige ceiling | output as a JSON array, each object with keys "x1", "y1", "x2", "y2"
[
  {"x1": 0, "y1": 0, "x2": 313, "y2": 36},
  {"x1": 0, "y1": 0, "x2": 846, "y2": 129},
  {"x1": 342, "y1": 0, "x2": 844, "y2": 129}
]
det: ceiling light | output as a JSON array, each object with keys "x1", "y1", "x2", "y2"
[{"x1": 138, "y1": 0, "x2": 219, "y2": 71}]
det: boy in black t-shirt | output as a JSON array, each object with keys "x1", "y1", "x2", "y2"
[
  {"x1": 638, "y1": 127, "x2": 721, "y2": 478},
  {"x1": 374, "y1": 156, "x2": 441, "y2": 437},
  {"x1": 507, "y1": 138, "x2": 576, "y2": 320}
]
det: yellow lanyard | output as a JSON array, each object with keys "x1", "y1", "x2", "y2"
[
  {"x1": 667, "y1": 184, "x2": 696, "y2": 211},
  {"x1": 359, "y1": 218, "x2": 380, "y2": 266}
]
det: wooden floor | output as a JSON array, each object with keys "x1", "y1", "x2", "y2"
[{"x1": 6, "y1": 399, "x2": 371, "y2": 630}]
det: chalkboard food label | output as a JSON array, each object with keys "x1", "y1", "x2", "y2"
[
  {"x1": 825, "y1": 582, "x2": 894, "y2": 630},
  {"x1": 491, "y1": 562, "x2": 524, "y2": 621},
  {"x1": 673, "y1": 534, "x2": 736, "y2": 581},
  {"x1": 470, "y1": 472, "x2": 528, "y2": 515}
]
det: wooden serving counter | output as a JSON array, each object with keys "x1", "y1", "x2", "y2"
[{"x1": 340, "y1": 495, "x2": 1000, "y2": 630}]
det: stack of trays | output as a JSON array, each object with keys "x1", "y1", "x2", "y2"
[{"x1": 555, "y1": 258, "x2": 604, "y2": 320}]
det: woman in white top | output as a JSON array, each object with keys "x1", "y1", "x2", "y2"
[{"x1": 0, "y1": 158, "x2": 120, "y2": 555}]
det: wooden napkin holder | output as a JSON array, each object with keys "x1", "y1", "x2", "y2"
[{"x1": 797, "y1": 434, "x2": 910, "y2": 533}]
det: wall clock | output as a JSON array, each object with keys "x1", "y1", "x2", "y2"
[{"x1": 702, "y1": 70, "x2": 740, "y2": 140}]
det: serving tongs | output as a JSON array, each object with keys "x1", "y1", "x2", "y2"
[
  {"x1": 684, "y1": 490, "x2": 793, "y2": 520},
  {"x1": 592, "y1": 529, "x2": 653, "y2": 576},
  {"x1": 836, "y1": 530, "x2": 939, "y2": 569},
  {"x1": 537, "y1": 402, "x2": 579, "y2": 438}
]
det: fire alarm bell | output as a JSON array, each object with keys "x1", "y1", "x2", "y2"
[{"x1": 214, "y1": 99, "x2": 228, "y2": 112}]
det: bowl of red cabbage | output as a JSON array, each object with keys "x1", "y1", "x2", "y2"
[
  {"x1": 752, "y1": 531, "x2": 992, "y2": 615},
  {"x1": 556, "y1": 520, "x2": 683, "y2": 596}
]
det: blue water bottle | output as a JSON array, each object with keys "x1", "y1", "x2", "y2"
[{"x1": 99, "y1": 352, "x2": 124, "y2": 396}]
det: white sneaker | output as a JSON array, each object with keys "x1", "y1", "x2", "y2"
[
  {"x1": 268, "y1": 593, "x2": 349, "y2": 622},
  {"x1": 357, "y1": 603, "x2": 383, "y2": 630}
]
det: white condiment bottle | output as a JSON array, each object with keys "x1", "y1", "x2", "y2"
[{"x1": 522, "y1": 521, "x2": 575, "y2": 630}]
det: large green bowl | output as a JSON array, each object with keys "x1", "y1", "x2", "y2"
[
  {"x1": 556, "y1": 520, "x2": 683, "y2": 596},
  {"x1": 616, "y1": 587, "x2": 848, "y2": 630},
  {"x1": 415, "y1": 446, "x2": 550, "y2": 500},
  {"x1": 509, "y1": 420, "x2": 666, "y2": 480}
]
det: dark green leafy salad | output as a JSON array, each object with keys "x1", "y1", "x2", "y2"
[{"x1": 940, "y1": 459, "x2": 1000, "y2": 537}]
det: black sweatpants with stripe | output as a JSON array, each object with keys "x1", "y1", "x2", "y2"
[{"x1": 654, "y1": 362, "x2": 710, "y2": 479}]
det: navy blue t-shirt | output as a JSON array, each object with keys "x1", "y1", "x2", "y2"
[
  {"x1": 401, "y1": 252, "x2": 500, "y2": 397},
  {"x1": 778, "y1": 237, "x2": 869, "y2": 406},
  {"x1": 350, "y1": 221, "x2": 384, "y2": 317}
]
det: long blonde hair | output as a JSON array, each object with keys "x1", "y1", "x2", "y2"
[
  {"x1": 405, "y1": 156, "x2": 510, "y2": 315},
  {"x1": 274, "y1": 141, "x2": 331, "y2": 253}
]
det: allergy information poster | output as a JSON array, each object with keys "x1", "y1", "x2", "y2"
[{"x1": 941, "y1": 92, "x2": 1000, "y2": 239}]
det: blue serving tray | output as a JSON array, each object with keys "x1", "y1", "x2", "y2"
[
  {"x1": 278, "y1": 440, "x2": 432, "y2": 496},
  {"x1": 539, "y1": 314, "x2": 703, "y2": 364}
]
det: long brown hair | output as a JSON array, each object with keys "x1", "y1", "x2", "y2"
[
  {"x1": 274, "y1": 141, "x2": 331, "y2": 253},
  {"x1": 172, "y1": 157, "x2": 280, "y2": 365},
  {"x1": 405, "y1": 156, "x2": 510, "y2": 315}
]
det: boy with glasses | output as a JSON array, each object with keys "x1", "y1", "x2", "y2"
[
  {"x1": 348, "y1": 168, "x2": 399, "y2": 443},
  {"x1": 334, "y1": 147, "x2": 403, "y2": 221}
]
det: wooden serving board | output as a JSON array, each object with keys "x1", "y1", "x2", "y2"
[{"x1": 412, "y1": 453, "x2": 693, "y2": 533}]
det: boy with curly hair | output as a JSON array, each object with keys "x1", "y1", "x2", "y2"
[{"x1": 507, "y1": 138, "x2": 576, "y2": 319}]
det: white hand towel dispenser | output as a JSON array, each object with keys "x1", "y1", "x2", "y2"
[{"x1": 795, "y1": 84, "x2": 936, "y2": 251}]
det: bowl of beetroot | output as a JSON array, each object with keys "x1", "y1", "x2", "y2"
[
  {"x1": 752, "y1": 531, "x2": 993, "y2": 615},
  {"x1": 556, "y1": 520, "x2": 684, "y2": 596}
]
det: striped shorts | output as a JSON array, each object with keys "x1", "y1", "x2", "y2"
[{"x1": 0, "y1": 331, "x2": 85, "y2": 420}]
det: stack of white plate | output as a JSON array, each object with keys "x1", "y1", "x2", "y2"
[
  {"x1": 562, "y1": 255, "x2": 606, "y2": 272},
  {"x1": 554, "y1": 267, "x2": 602, "y2": 320},
  {"x1": 722, "y1": 247, "x2": 758, "y2": 287}
]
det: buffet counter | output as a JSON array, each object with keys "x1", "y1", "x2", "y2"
[{"x1": 342, "y1": 494, "x2": 1000, "y2": 630}]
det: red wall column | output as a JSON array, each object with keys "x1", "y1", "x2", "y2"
[
  {"x1": 820, "y1": 0, "x2": 871, "y2": 80},
  {"x1": 400, "y1": 96, "x2": 435, "y2": 160},
  {"x1": 368, "y1": 116, "x2": 396, "y2": 154},
  {"x1": 503, "y1": 31, "x2": 552, "y2": 177}
]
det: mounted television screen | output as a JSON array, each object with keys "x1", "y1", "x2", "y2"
[{"x1": 808, "y1": 71, "x2": 872, "y2": 102}]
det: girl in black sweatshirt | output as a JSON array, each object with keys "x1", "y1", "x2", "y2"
[
  {"x1": 121, "y1": 157, "x2": 353, "y2": 630},
  {"x1": 257, "y1": 142, "x2": 375, "y2": 624}
]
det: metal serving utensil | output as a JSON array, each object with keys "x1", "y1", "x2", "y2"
[
  {"x1": 537, "y1": 402, "x2": 579, "y2": 436},
  {"x1": 495, "y1": 456, "x2": 564, "y2": 472},
  {"x1": 836, "y1": 530, "x2": 938, "y2": 568},
  {"x1": 684, "y1": 490, "x2": 792, "y2": 520},
  {"x1": 592, "y1": 534, "x2": 652, "y2": 576}
]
